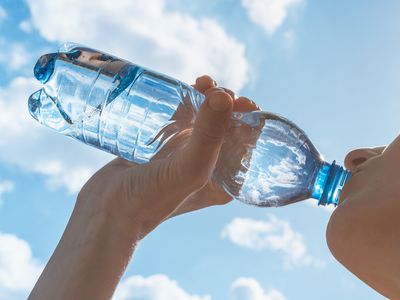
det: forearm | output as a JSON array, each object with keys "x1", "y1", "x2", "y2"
[{"x1": 29, "y1": 200, "x2": 140, "y2": 300}]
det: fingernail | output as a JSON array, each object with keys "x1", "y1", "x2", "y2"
[
  {"x1": 209, "y1": 94, "x2": 230, "y2": 112},
  {"x1": 213, "y1": 80, "x2": 217, "y2": 86}
]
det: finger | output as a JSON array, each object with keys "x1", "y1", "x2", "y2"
[
  {"x1": 203, "y1": 86, "x2": 236, "y2": 101},
  {"x1": 203, "y1": 86, "x2": 225, "y2": 98},
  {"x1": 180, "y1": 88, "x2": 233, "y2": 188},
  {"x1": 221, "y1": 87, "x2": 236, "y2": 100},
  {"x1": 120, "y1": 90, "x2": 232, "y2": 222},
  {"x1": 192, "y1": 75, "x2": 217, "y2": 93},
  {"x1": 233, "y1": 96, "x2": 260, "y2": 112}
]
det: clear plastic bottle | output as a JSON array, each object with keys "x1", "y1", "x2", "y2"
[{"x1": 28, "y1": 43, "x2": 351, "y2": 207}]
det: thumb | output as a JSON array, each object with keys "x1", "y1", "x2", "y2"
[
  {"x1": 180, "y1": 88, "x2": 233, "y2": 186},
  {"x1": 120, "y1": 88, "x2": 233, "y2": 221}
]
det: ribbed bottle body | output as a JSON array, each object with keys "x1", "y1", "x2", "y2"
[
  {"x1": 29, "y1": 43, "x2": 351, "y2": 207},
  {"x1": 29, "y1": 44, "x2": 203, "y2": 163}
]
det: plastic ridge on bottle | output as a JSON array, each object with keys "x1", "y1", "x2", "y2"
[{"x1": 28, "y1": 42, "x2": 352, "y2": 208}]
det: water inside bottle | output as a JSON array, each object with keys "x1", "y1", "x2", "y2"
[
  {"x1": 28, "y1": 45, "x2": 201, "y2": 162},
  {"x1": 29, "y1": 49, "x2": 139, "y2": 132},
  {"x1": 29, "y1": 43, "x2": 350, "y2": 207},
  {"x1": 214, "y1": 111, "x2": 325, "y2": 206}
]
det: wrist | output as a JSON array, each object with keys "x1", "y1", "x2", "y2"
[{"x1": 29, "y1": 196, "x2": 141, "y2": 300}]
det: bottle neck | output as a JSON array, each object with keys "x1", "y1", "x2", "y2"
[{"x1": 311, "y1": 161, "x2": 351, "y2": 206}]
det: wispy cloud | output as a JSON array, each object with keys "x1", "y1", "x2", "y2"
[
  {"x1": 230, "y1": 277, "x2": 285, "y2": 300},
  {"x1": 0, "y1": 77, "x2": 113, "y2": 193},
  {"x1": 19, "y1": 20, "x2": 33, "y2": 33},
  {"x1": 113, "y1": 274, "x2": 211, "y2": 300},
  {"x1": 113, "y1": 274, "x2": 286, "y2": 300},
  {"x1": 0, "y1": 181, "x2": 14, "y2": 205},
  {"x1": 9, "y1": 44, "x2": 30, "y2": 70},
  {"x1": 26, "y1": 0, "x2": 249, "y2": 91},
  {"x1": 283, "y1": 29, "x2": 296, "y2": 46},
  {"x1": 0, "y1": 232, "x2": 43, "y2": 299},
  {"x1": 0, "y1": 43, "x2": 31, "y2": 71},
  {"x1": 221, "y1": 214, "x2": 324, "y2": 268},
  {"x1": 0, "y1": 6, "x2": 7, "y2": 24},
  {"x1": 306, "y1": 199, "x2": 336, "y2": 213},
  {"x1": 0, "y1": 0, "x2": 250, "y2": 193},
  {"x1": 241, "y1": 0, "x2": 302, "y2": 35}
]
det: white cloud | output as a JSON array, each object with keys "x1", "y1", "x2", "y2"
[
  {"x1": 9, "y1": 45, "x2": 30, "y2": 70},
  {"x1": 230, "y1": 277, "x2": 285, "y2": 300},
  {"x1": 283, "y1": 29, "x2": 296, "y2": 46},
  {"x1": 0, "y1": 6, "x2": 7, "y2": 24},
  {"x1": 221, "y1": 214, "x2": 323, "y2": 268},
  {"x1": 0, "y1": 77, "x2": 113, "y2": 193},
  {"x1": 0, "y1": 43, "x2": 31, "y2": 71},
  {"x1": 241, "y1": 0, "x2": 302, "y2": 35},
  {"x1": 0, "y1": 232, "x2": 43, "y2": 299},
  {"x1": 306, "y1": 199, "x2": 335, "y2": 213},
  {"x1": 26, "y1": 0, "x2": 248, "y2": 91},
  {"x1": 19, "y1": 20, "x2": 33, "y2": 33},
  {"x1": 0, "y1": 181, "x2": 14, "y2": 205},
  {"x1": 2, "y1": 0, "x2": 249, "y2": 193},
  {"x1": 113, "y1": 274, "x2": 211, "y2": 300}
]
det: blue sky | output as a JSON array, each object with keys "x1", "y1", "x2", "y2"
[{"x1": 0, "y1": 0, "x2": 398, "y2": 299}]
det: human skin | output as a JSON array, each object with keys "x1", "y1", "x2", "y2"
[
  {"x1": 327, "y1": 137, "x2": 400, "y2": 299},
  {"x1": 28, "y1": 75, "x2": 259, "y2": 300},
  {"x1": 29, "y1": 73, "x2": 399, "y2": 299}
]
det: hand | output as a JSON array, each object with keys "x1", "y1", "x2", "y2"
[
  {"x1": 77, "y1": 75, "x2": 259, "y2": 239},
  {"x1": 29, "y1": 75, "x2": 260, "y2": 300}
]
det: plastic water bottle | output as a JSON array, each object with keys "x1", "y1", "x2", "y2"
[{"x1": 28, "y1": 43, "x2": 351, "y2": 207}]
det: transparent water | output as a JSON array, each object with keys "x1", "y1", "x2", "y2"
[{"x1": 29, "y1": 43, "x2": 351, "y2": 207}]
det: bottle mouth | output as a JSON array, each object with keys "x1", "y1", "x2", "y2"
[
  {"x1": 312, "y1": 161, "x2": 352, "y2": 206},
  {"x1": 33, "y1": 53, "x2": 57, "y2": 84},
  {"x1": 28, "y1": 88, "x2": 73, "y2": 133},
  {"x1": 28, "y1": 89, "x2": 42, "y2": 122},
  {"x1": 33, "y1": 43, "x2": 83, "y2": 84}
]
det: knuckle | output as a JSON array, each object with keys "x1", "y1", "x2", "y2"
[
  {"x1": 195, "y1": 75, "x2": 215, "y2": 92},
  {"x1": 193, "y1": 119, "x2": 226, "y2": 145},
  {"x1": 197, "y1": 74, "x2": 212, "y2": 82},
  {"x1": 237, "y1": 96, "x2": 251, "y2": 102},
  {"x1": 204, "y1": 87, "x2": 226, "y2": 98},
  {"x1": 221, "y1": 87, "x2": 236, "y2": 99},
  {"x1": 200, "y1": 126, "x2": 224, "y2": 143}
]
